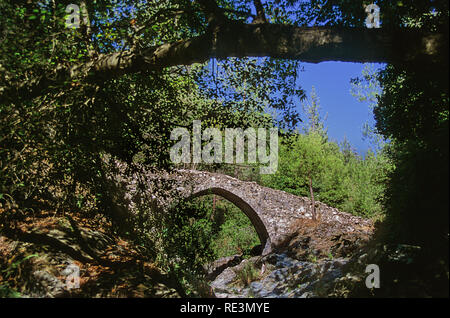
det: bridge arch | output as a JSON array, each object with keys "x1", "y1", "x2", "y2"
[
  {"x1": 105, "y1": 162, "x2": 372, "y2": 256},
  {"x1": 187, "y1": 187, "x2": 271, "y2": 253}
]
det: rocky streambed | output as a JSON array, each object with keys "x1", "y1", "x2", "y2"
[
  {"x1": 206, "y1": 217, "x2": 376, "y2": 298},
  {"x1": 205, "y1": 215, "x2": 446, "y2": 298},
  {"x1": 210, "y1": 253, "x2": 350, "y2": 298}
]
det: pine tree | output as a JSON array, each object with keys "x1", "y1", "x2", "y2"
[
  {"x1": 299, "y1": 87, "x2": 329, "y2": 220},
  {"x1": 302, "y1": 86, "x2": 328, "y2": 139}
]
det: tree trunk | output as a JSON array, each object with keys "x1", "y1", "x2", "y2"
[{"x1": 309, "y1": 175, "x2": 316, "y2": 221}]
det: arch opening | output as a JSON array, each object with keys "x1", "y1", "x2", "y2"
[{"x1": 187, "y1": 187, "x2": 270, "y2": 253}]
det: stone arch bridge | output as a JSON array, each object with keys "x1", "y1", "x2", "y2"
[{"x1": 106, "y1": 163, "x2": 372, "y2": 254}]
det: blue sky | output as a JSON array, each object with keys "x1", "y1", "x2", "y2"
[{"x1": 296, "y1": 62, "x2": 386, "y2": 155}]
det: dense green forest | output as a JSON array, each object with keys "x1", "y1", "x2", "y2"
[
  {"x1": 0, "y1": 0, "x2": 448, "y2": 298},
  {"x1": 261, "y1": 86, "x2": 392, "y2": 219}
]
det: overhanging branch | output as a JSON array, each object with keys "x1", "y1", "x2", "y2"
[{"x1": 1, "y1": 22, "x2": 447, "y2": 102}]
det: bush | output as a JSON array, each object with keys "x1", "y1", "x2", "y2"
[{"x1": 235, "y1": 262, "x2": 260, "y2": 287}]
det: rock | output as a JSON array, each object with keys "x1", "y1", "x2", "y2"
[
  {"x1": 210, "y1": 268, "x2": 237, "y2": 293},
  {"x1": 211, "y1": 252, "x2": 350, "y2": 298},
  {"x1": 31, "y1": 270, "x2": 66, "y2": 297},
  {"x1": 204, "y1": 254, "x2": 242, "y2": 280},
  {"x1": 249, "y1": 281, "x2": 263, "y2": 292}
]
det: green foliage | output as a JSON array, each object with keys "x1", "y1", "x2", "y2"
[
  {"x1": 350, "y1": 64, "x2": 387, "y2": 152},
  {"x1": 295, "y1": 0, "x2": 448, "y2": 29},
  {"x1": 210, "y1": 200, "x2": 260, "y2": 258},
  {"x1": 262, "y1": 133, "x2": 391, "y2": 218},
  {"x1": 301, "y1": 86, "x2": 328, "y2": 138},
  {"x1": 0, "y1": 253, "x2": 38, "y2": 298},
  {"x1": 262, "y1": 88, "x2": 392, "y2": 218},
  {"x1": 161, "y1": 200, "x2": 216, "y2": 277},
  {"x1": 235, "y1": 261, "x2": 260, "y2": 287},
  {"x1": 0, "y1": 0, "x2": 303, "y2": 220},
  {"x1": 0, "y1": 284, "x2": 21, "y2": 298},
  {"x1": 374, "y1": 62, "x2": 449, "y2": 252},
  {"x1": 156, "y1": 195, "x2": 259, "y2": 294},
  {"x1": 196, "y1": 56, "x2": 304, "y2": 132}
]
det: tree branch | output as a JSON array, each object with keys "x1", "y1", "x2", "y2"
[
  {"x1": 1, "y1": 23, "x2": 447, "y2": 102},
  {"x1": 196, "y1": 0, "x2": 228, "y2": 24},
  {"x1": 252, "y1": 0, "x2": 267, "y2": 24},
  {"x1": 80, "y1": 1, "x2": 95, "y2": 58}
]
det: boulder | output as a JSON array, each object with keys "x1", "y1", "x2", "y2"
[{"x1": 204, "y1": 254, "x2": 242, "y2": 280}]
